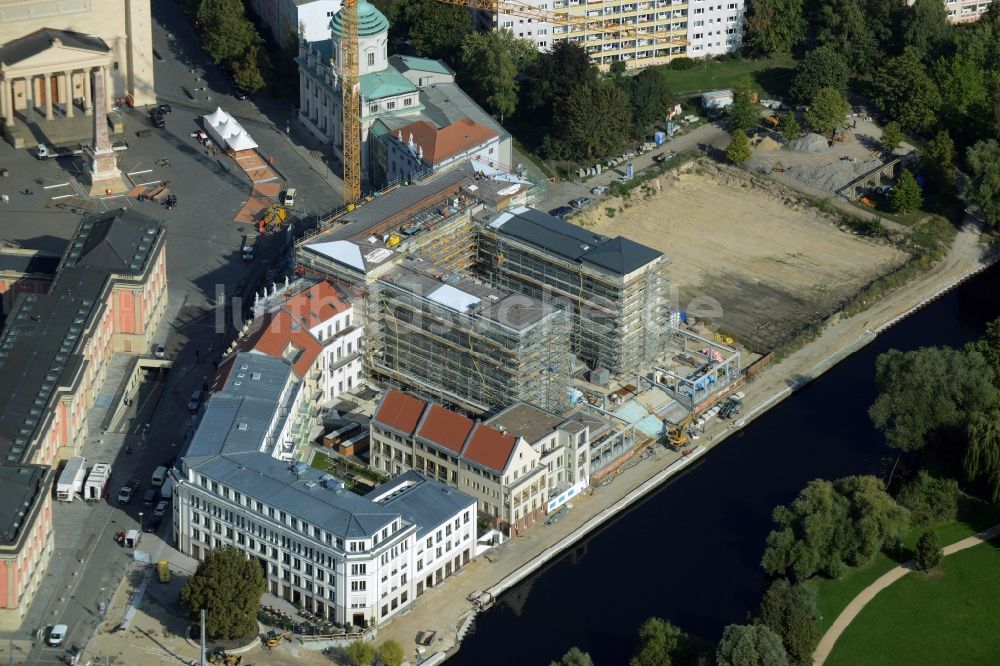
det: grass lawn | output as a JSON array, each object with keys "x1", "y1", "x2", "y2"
[
  {"x1": 661, "y1": 55, "x2": 797, "y2": 97},
  {"x1": 811, "y1": 495, "x2": 1000, "y2": 634},
  {"x1": 825, "y1": 539, "x2": 1000, "y2": 666}
]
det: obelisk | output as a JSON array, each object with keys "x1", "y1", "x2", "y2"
[{"x1": 81, "y1": 68, "x2": 127, "y2": 195}]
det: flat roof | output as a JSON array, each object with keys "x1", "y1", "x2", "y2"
[
  {"x1": 486, "y1": 403, "x2": 564, "y2": 446},
  {"x1": 486, "y1": 206, "x2": 663, "y2": 276},
  {"x1": 367, "y1": 470, "x2": 475, "y2": 538}
]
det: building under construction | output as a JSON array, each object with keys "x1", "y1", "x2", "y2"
[
  {"x1": 371, "y1": 257, "x2": 571, "y2": 414},
  {"x1": 475, "y1": 206, "x2": 671, "y2": 376}
]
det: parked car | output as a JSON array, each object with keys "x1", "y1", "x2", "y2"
[
  {"x1": 149, "y1": 112, "x2": 166, "y2": 129},
  {"x1": 154, "y1": 344, "x2": 166, "y2": 358},
  {"x1": 156, "y1": 103, "x2": 172, "y2": 115},
  {"x1": 141, "y1": 488, "x2": 157, "y2": 506},
  {"x1": 187, "y1": 390, "x2": 203, "y2": 412},
  {"x1": 590, "y1": 185, "x2": 606, "y2": 196},
  {"x1": 653, "y1": 151, "x2": 676, "y2": 164},
  {"x1": 154, "y1": 500, "x2": 169, "y2": 518},
  {"x1": 35, "y1": 143, "x2": 49, "y2": 160},
  {"x1": 568, "y1": 197, "x2": 591, "y2": 209},
  {"x1": 549, "y1": 206, "x2": 573, "y2": 219},
  {"x1": 117, "y1": 481, "x2": 139, "y2": 504},
  {"x1": 233, "y1": 88, "x2": 249, "y2": 100},
  {"x1": 47, "y1": 624, "x2": 68, "y2": 647},
  {"x1": 875, "y1": 184, "x2": 893, "y2": 196},
  {"x1": 281, "y1": 188, "x2": 296, "y2": 207}
]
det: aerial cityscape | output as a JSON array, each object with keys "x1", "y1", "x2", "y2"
[{"x1": 0, "y1": 0, "x2": 999, "y2": 664}]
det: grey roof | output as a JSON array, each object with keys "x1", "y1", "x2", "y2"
[
  {"x1": 488, "y1": 207, "x2": 663, "y2": 276},
  {"x1": 0, "y1": 209, "x2": 163, "y2": 463},
  {"x1": 419, "y1": 82, "x2": 510, "y2": 143},
  {"x1": 367, "y1": 470, "x2": 475, "y2": 538},
  {"x1": 0, "y1": 28, "x2": 109, "y2": 66},
  {"x1": 0, "y1": 465, "x2": 46, "y2": 545},
  {"x1": 0, "y1": 251, "x2": 59, "y2": 276},
  {"x1": 389, "y1": 55, "x2": 454, "y2": 77},
  {"x1": 486, "y1": 403, "x2": 564, "y2": 445}
]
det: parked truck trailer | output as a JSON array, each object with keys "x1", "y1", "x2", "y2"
[
  {"x1": 56, "y1": 456, "x2": 87, "y2": 501},
  {"x1": 84, "y1": 463, "x2": 112, "y2": 501}
]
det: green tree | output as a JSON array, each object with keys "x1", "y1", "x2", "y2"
[
  {"x1": 872, "y1": 48, "x2": 942, "y2": 134},
  {"x1": 804, "y1": 87, "x2": 849, "y2": 134},
  {"x1": 812, "y1": 0, "x2": 881, "y2": 72},
  {"x1": 729, "y1": 84, "x2": 760, "y2": 133},
  {"x1": 630, "y1": 618, "x2": 686, "y2": 666},
  {"x1": 628, "y1": 69, "x2": 673, "y2": 138},
  {"x1": 897, "y1": 471, "x2": 960, "y2": 526},
  {"x1": 965, "y1": 410, "x2": 1000, "y2": 501},
  {"x1": 376, "y1": 639, "x2": 405, "y2": 666},
  {"x1": 891, "y1": 169, "x2": 924, "y2": 212},
  {"x1": 921, "y1": 130, "x2": 957, "y2": 191},
  {"x1": 968, "y1": 316, "x2": 1000, "y2": 377},
  {"x1": 545, "y1": 79, "x2": 630, "y2": 161},
  {"x1": 835, "y1": 475, "x2": 910, "y2": 566},
  {"x1": 744, "y1": 0, "x2": 806, "y2": 55},
  {"x1": 524, "y1": 41, "x2": 596, "y2": 116},
  {"x1": 966, "y1": 139, "x2": 1000, "y2": 227},
  {"x1": 781, "y1": 114, "x2": 801, "y2": 142},
  {"x1": 756, "y1": 579, "x2": 820, "y2": 666},
  {"x1": 870, "y1": 347, "x2": 997, "y2": 450},
  {"x1": 231, "y1": 42, "x2": 268, "y2": 94},
  {"x1": 879, "y1": 121, "x2": 904, "y2": 155},
  {"x1": 197, "y1": 0, "x2": 258, "y2": 65},
  {"x1": 459, "y1": 30, "x2": 524, "y2": 121},
  {"x1": 789, "y1": 46, "x2": 851, "y2": 104},
  {"x1": 726, "y1": 130, "x2": 752, "y2": 165},
  {"x1": 716, "y1": 624, "x2": 789, "y2": 666},
  {"x1": 345, "y1": 640, "x2": 376, "y2": 666},
  {"x1": 179, "y1": 547, "x2": 264, "y2": 641},
  {"x1": 914, "y1": 530, "x2": 943, "y2": 570},
  {"x1": 900, "y1": 0, "x2": 950, "y2": 62},
  {"x1": 550, "y1": 646, "x2": 594, "y2": 666},
  {"x1": 405, "y1": 0, "x2": 472, "y2": 60},
  {"x1": 932, "y1": 56, "x2": 989, "y2": 144}
]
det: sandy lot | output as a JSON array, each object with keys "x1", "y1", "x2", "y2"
[{"x1": 575, "y1": 166, "x2": 908, "y2": 352}]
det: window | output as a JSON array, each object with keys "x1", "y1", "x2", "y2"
[
  {"x1": 351, "y1": 580, "x2": 367, "y2": 591},
  {"x1": 386, "y1": 101, "x2": 396, "y2": 110},
  {"x1": 368, "y1": 53, "x2": 375, "y2": 66},
  {"x1": 351, "y1": 564, "x2": 366, "y2": 575},
  {"x1": 403, "y1": 97, "x2": 412, "y2": 107}
]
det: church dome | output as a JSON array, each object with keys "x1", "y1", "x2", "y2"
[{"x1": 330, "y1": 0, "x2": 390, "y2": 39}]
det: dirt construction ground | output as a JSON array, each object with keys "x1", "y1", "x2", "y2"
[{"x1": 576, "y1": 164, "x2": 908, "y2": 352}]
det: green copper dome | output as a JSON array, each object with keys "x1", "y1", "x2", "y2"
[{"x1": 330, "y1": 0, "x2": 390, "y2": 39}]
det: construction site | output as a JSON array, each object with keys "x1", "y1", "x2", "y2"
[{"x1": 576, "y1": 161, "x2": 908, "y2": 353}]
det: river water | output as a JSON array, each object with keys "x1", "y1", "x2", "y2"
[{"x1": 447, "y1": 263, "x2": 1000, "y2": 666}]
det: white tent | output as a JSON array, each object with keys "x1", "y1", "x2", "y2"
[{"x1": 202, "y1": 107, "x2": 258, "y2": 152}]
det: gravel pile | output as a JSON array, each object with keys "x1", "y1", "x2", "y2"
[
  {"x1": 784, "y1": 157, "x2": 884, "y2": 192},
  {"x1": 790, "y1": 133, "x2": 829, "y2": 153}
]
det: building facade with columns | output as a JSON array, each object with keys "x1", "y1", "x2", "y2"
[{"x1": 0, "y1": 0, "x2": 155, "y2": 142}]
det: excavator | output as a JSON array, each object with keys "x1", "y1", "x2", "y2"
[
  {"x1": 666, "y1": 411, "x2": 697, "y2": 449},
  {"x1": 257, "y1": 203, "x2": 287, "y2": 235},
  {"x1": 263, "y1": 630, "x2": 292, "y2": 650}
]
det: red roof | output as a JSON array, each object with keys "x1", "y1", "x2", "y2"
[
  {"x1": 238, "y1": 310, "x2": 322, "y2": 378},
  {"x1": 374, "y1": 389, "x2": 427, "y2": 436},
  {"x1": 281, "y1": 280, "x2": 351, "y2": 329},
  {"x1": 462, "y1": 422, "x2": 519, "y2": 472},
  {"x1": 397, "y1": 117, "x2": 497, "y2": 166},
  {"x1": 416, "y1": 403, "x2": 476, "y2": 454}
]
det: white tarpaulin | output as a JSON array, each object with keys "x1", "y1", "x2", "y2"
[{"x1": 202, "y1": 107, "x2": 258, "y2": 151}]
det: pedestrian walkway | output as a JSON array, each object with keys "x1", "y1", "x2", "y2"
[{"x1": 813, "y1": 522, "x2": 1000, "y2": 665}]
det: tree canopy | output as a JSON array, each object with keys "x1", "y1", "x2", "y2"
[
  {"x1": 550, "y1": 647, "x2": 595, "y2": 666},
  {"x1": 459, "y1": 30, "x2": 527, "y2": 121},
  {"x1": 762, "y1": 476, "x2": 908, "y2": 581},
  {"x1": 729, "y1": 84, "x2": 761, "y2": 133},
  {"x1": 872, "y1": 48, "x2": 942, "y2": 133},
  {"x1": 726, "y1": 130, "x2": 752, "y2": 165},
  {"x1": 716, "y1": 624, "x2": 789, "y2": 666},
  {"x1": 879, "y1": 121, "x2": 904, "y2": 155},
  {"x1": 756, "y1": 579, "x2": 821, "y2": 666},
  {"x1": 891, "y1": 169, "x2": 923, "y2": 212},
  {"x1": 544, "y1": 79, "x2": 630, "y2": 161},
  {"x1": 179, "y1": 547, "x2": 265, "y2": 641},
  {"x1": 405, "y1": 0, "x2": 472, "y2": 60},
  {"x1": 966, "y1": 139, "x2": 1000, "y2": 227},
  {"x1": 377, "y1": 640, "x2": 405, "y2": 666},
  {"x1": 345, "y1": 640, "x2": 376, "y2": 666},
  {"x1": 745, "y1": 0, "x2": 806, "y2": 55},
  {"x1": 804, "y1": 87, "x2": 849, "y2": 134},
  {"x1": 627, "y1": 69, "x2": 673, "y2": 136},
  {"x1": 523, "y1": 41, "x2": 596, "y2": 116},
  {"x1": 899, "y1": 0, "x2": 950, "y2": 62},
  {"x1": 921, "y1": 130, "x2": 957, "y2": 191},
  {"x1": 789, "y1": 46, "x2": 851, "y2": 103},
  {"x1": 914, "y1": 530, "x2": 943, "y2": 570},
  {"x1": 629, "y1": 618, "x2": 686, "y2": 666}
]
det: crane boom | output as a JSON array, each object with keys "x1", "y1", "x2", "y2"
[
  {"x1": 341, "y1": 0, "x2": 361, "y2": 206},
  {"x1": 434, "y1": 0, "x2": 688, "y2": 47}
]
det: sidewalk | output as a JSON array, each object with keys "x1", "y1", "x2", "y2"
[{"x1": 813, "y1": 523, "x2": 1000, "y2": 665}]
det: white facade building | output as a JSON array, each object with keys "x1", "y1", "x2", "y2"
[
  {"x1": 245, "y1": 0, "x2": 343, "y2": 45},
  {"x1": 174, "y1": 354, "x2": 475, "y2": 626},
  {"x1": 686, "y1": 0, "x2": 745, "y2": 57},
  {"x1": 943, "y1": 0, "x2": 993, "y2": 22}
]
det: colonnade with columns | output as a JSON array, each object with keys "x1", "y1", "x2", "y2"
[{"x1": 0, "y1": 65, "x2": 114, "y2": 127}]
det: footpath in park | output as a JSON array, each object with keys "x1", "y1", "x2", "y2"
[{"x1": 813, "y1": 523, "x2": 1000, "y2": 665}]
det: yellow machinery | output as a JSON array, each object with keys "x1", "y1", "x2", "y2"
[
  {"x1": 341, "y1": 0, "x2": 361, "y2": 206},
  {"x1": 666, "y1": 411, "x2": 697, "y2": 449},
  {"x1": 434, "y1": 0, "x2": 688, "y2": 52},
  {"x1": 264, "y1": 630, "x2": 292, "y2": 649},
  {"x1": 386, "y1": 234, "x2": 401, "y2": 247},
  {"x1": 258, "y1": 204, "x2": 288, "y2": 235},
  {"x1": 207, "y1": 648, "x2": 242, "y2": 665},
  {"x1": 714, "y1": 332, "x2": 735, "y2": 346}
]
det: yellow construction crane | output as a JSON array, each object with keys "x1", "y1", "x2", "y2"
[
  {"x1": 341, "y1": 0, "x2": 362, "y2": 206},
  {"x1": 434, "y1": 0, "x2": 688, "y2": 50}
]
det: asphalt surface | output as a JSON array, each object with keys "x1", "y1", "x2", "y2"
[{"x1": 0, "y1": 1, "x2": 346, "y2": 663}]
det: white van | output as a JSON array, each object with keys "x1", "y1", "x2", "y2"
[
  {"x1": 151, "y1": 465, "x2": 168, "y2": 487},
  {"x1": 282, "y1": 187, "x2": 296, "y2": 207}
]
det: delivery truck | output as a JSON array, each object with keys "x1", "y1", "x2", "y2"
[
  {"x1": 56, "y1": 457, "x2": 87, "y2": 502},
  {"x1": 84, "y1": 463, "x2": 112, "y2": 501}
]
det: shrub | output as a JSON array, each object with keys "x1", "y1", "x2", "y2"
[
  {"x1": 668, "y1": 57, "x2": 696, "y2": 70},
  {"x1": 896, "y1": 471, "x2": 960, "y2": 527},
  {"x1": 605, "y1": 207, "x2": 617, "y2": 218},
  {"x1": 915, "y1": 530, "x2": 942, "y2": 571}
]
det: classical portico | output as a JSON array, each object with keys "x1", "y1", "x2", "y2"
[{"x1": 0, "y1": 29, "x2": 113, "y2": 145}]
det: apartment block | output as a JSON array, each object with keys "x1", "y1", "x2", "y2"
[
  {"x1": 686, "y1": 0, "x2": 744, "y2": 57},
  {"x1": 176, "y1": 355, "x2": 476, "y2": 626},
  {"x1": 944, "y1": 0, "x2": 993, "y2": 22},
  {"x1": 370, "y1": 389, "x2": 551, "y2": 534},
  {"x1": 476, "y1": 206, "x2": 671, "y2": 376}
]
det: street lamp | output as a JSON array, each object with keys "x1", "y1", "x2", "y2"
[{"x1": 138, "y1": 512, "x2": 144, "y2": 533}]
